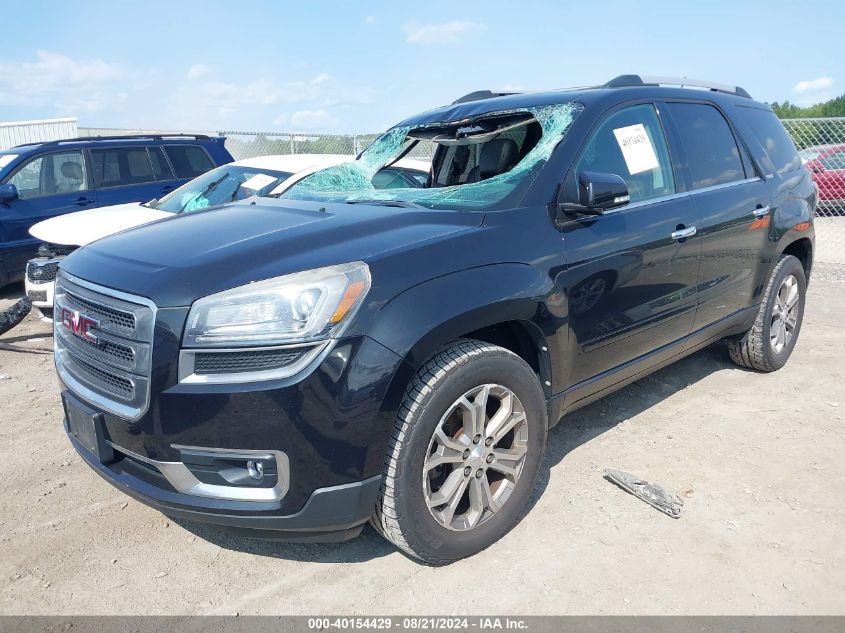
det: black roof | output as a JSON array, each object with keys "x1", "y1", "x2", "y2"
[
  {"x1": 8, "y1": 133, "x2": 220, "y2": 153},
  {"x1": 401, "y1": 75, "x2": 762, "y2": 128}
]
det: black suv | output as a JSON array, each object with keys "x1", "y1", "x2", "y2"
[{"x1": 54, "y1": 76, "x2": 815, "y2": 564}]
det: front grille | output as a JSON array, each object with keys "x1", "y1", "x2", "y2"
[
  {"x1": 72, "y1": 356, "x2": 135, "y2": 399},
  {"x1": 54, "y1": 273, "x2": 155, "y2": 420},
  {"x1": 193, "y1": 348, "x2": 307, "y2": 374},
  {"x1": 62, "y1": 289, "x2": 136, "y2": 334},
  {"x1": 27, "y1": 259, "x2": 61, "y2": 283}
]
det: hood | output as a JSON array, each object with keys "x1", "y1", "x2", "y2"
[
  {"x1": 61, "y1": 198, "x2": 483, "y2": 307},
  {"x1": 29, "y1": 203, "x2": 172, "y2": 247}
]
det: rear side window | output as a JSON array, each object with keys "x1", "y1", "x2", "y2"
[
  {"x1": 164, "y1": 145, "x2": 214, "y2": 179},
  {"x1": 148, "y1": 146, "x2": 174, "y2": 180},
  {"x1": 90, "y1": 147, "x2": 157, "y2": 188},
  {"x1": 739, "y1": 107, "x2": 801, "y2": 175},
  {"x1": 668, "y1": 103, "x2": 746, "y2": 189}
]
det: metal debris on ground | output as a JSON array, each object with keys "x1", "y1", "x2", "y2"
[{"x1": 604, "y1": 469, "x2": 684, "y2": 519}]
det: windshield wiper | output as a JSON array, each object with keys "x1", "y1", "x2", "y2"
[{"x1": 345, "y1": 199, "x2": 426, "y2": 209}]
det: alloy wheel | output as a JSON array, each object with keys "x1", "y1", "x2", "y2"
[
  {"x1": 770, "y1": 274, "x2": 800, "y2": 354},
  {"x1": 422, "y1": 384, "x2": 529, "y2": 531}
]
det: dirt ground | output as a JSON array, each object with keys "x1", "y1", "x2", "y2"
[{"x1": 0, "y1": 279, "x2": 843, "y2": 616}]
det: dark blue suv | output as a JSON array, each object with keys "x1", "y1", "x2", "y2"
[
  {"x1": 0, "y1": 134, "x2": 233, "y2": 287},
  {"x1": 54, "y1": 77, "x2": 815, "y2": 564}
]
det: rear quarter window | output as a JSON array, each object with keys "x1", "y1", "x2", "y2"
[
  {"x1": 738, "y1": 107, "x2": 802, "y2": 175},
  {"x1": 164, "y1": 145, "x2": 214, "y2": 179}
]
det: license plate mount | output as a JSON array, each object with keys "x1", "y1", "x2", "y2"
[{"x1": 62, "y1": 392, "x2": 114, "y2": 463}]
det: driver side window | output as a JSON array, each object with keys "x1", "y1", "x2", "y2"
[
  {"x1": 576, "y1": 104, "x2": 675, "y2": 204},
  {"x1": 6, "y1": 151, "x2": 88, "y2": 200}
]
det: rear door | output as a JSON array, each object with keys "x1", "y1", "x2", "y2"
[
  {"x1": 88, "y1": 146, "x2": 168, "y2": 207},
  {"x1": 663, "y1": 101, "x2": 770, "y2": 334},
  {"x1": 0, "y1": 150, "x2": 96, "y2": 276},
  {"x1": 560, "y1": 102, "x2": 701, "y2": 389}
]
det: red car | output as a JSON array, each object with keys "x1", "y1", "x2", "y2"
[{"x1": 800, "y1": 144, "x2": 845, "y2": 214}]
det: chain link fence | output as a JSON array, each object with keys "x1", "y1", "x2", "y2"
[
  {"x1": 78, "y1": 121, "x2": 845, "y2": 278},
  {"x1": 782, "y1": 118, "x2": 845, "y2": 279}
]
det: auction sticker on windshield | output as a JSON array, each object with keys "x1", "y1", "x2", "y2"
[
  {"x1": 241, "y1": 173, "x2": 278, "y2": 192},
  {"x1": 613, "y1": 124, "x2": 659, "y2": 175},
  {"x1": 0, "y1": 154, "x2": 18, "y2": 169}
]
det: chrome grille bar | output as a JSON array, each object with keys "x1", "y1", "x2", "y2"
[{"x1": 54, "y1": 272, "x2": 156, "y2": 420}]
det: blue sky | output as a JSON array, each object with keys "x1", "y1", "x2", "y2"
[{"x1": 1, "y1": 0, "x2": 843, "y2": 133}]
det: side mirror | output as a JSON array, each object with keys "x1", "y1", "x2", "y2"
[
  {"x1": 0, "y1": 183, "x2": 18, "y2": 204},
  {"x1": 578, "y1": 171, "x2": 629, "y2": 211}
]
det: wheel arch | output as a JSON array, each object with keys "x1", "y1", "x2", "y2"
[
  {"x1": 367, "y1": 263, "x2": 558, "y2": 419},
  {"x1": 781, "y1": 236, "x2": 813, "y2": 281}
]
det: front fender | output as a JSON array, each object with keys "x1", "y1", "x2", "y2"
[{"x1": 366, "y1": 262, "x2": 558, "y2": 388}]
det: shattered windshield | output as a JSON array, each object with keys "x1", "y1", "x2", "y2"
[
  {"x1": 149, "y1": 165, "x2": 294, "y2": 213},
  {"x1": 281, "y1": 102, "x2": 582, "y2": 210}
]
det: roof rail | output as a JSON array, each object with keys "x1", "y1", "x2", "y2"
[
  {"x1": 603, "y1": 75, "x2": 752, "y2": 99},
  {"x1": 451, "y1": 90, "x2": 522, "y2": 105},
  {"x1": 13, "y1": 133, "x2": 215, "y2": 148}
]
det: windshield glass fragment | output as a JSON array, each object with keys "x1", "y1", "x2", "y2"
[{"x1": 280, "y1": 102, "x2": 583, "y2": 210}]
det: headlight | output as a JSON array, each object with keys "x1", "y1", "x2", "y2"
[{"x1": 183, "y1": 261, "x2": 371, "y2": 347}]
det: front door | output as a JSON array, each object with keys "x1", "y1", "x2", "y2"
[
  {"x1": 559, "y1": 103, "x2": 701, "y2": 392},
  {"x1": 0, "y1": 150, "x2": 96, "y2": 278}
]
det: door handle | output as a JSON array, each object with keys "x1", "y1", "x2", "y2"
[
  {"x1": 73, "y1": 197, "x2": 95, "y2": 206},
  {"x1": 752, "y1": 205, "x2": 770, "y2": 218},
  {"x1": 671, "y1": 226, "x2": 697, "y2": 240}
]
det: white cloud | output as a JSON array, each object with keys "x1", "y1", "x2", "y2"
[
  {"x1": 291, "y1": 109, "x2": 338, "y2": 130},
  {"x1": 791, "y1": 76, "x2": 835, "y2": 106},
  {"x1": 0, "y1": 50, "x2": 123, "y2": 110},
  {"x1": 793, "y1": 76, "x2": 833, "y2": 94},
  {"x1": 187, "y1": 63, "x2": 209, "y2": 81},
  {"x1": 364, "y1": 15, "x2": 376, "y2": 25},
  {"x1": 403, "y1": 20, "x2": 485, "y2": 44}
]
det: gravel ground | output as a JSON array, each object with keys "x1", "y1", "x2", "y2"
[{"x1": 0, "y1": 280, "x2": 843, "y2": 616}]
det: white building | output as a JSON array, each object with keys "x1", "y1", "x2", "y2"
[{"x1": 0, "y1": 118, "x2": 78, "y2": 150}]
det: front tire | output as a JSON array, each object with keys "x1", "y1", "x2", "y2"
[
  {"x1": 727, "y1": 254, "x2": 806, "y2": 372},
  {"x1": 373, "y1": 339, "x2": 547, "y2": 564}
]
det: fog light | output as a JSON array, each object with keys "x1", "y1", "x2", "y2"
[{"x1": 247, "y1": 460, "x2": 264, "y2": 481}]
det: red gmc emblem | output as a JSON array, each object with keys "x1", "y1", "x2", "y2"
[{"x1": 60, "y1": 307, "x2": 99, "y2": 344}]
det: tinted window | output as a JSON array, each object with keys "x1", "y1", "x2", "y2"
[
  {"x1": 576, "y1": 103, "x2": 675, "y2": 203},
  {"x1": 6, "y1": 151, "x2": 88, "y2": 199},
  {"x1": 164, "y1": 145, "x2": 214, "y2": 179},
  {"x1": 90, "y1": 147, "x2": 157, "y2": 188},
  {"x1": 739, "y1": 107, "x2": 801, "y2": 175},
  {"x1": 668, "y1": 103, "x2": 745, "y2": 189},
  {"x1": 148, "y1": 146, "x2": 174, "y2": 180},
  {"x1": 820, "y1": 151, "x2": 845, "y2": 170}
]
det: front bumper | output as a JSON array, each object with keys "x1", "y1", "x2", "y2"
[
  {"x1": 25, "y1": 257, "x2": 61, "y2": 310},
  {"x1": 25, "y1": 277, "x2": 55, "y2": 309},
  {"x1": 59, "y1": 330, "x2": 406, "y2": 540},
  {"x1": 67, "y1": 421, "x2": 382, "y2": 542}
]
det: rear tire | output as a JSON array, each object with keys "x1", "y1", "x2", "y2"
[
  {"x1": 727, "y1": 254, "x2": 806, "y2": 372},
  {"x1": 373, "y1": 339, "x2": 547, "y2": 565}
]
